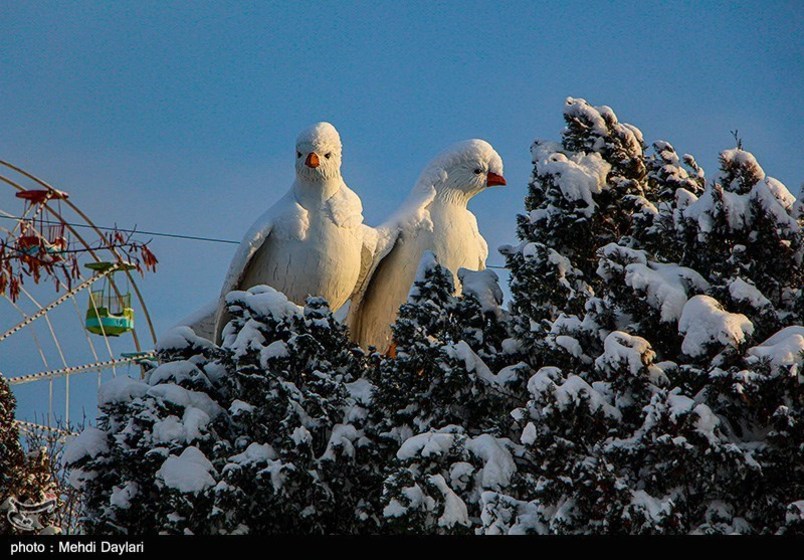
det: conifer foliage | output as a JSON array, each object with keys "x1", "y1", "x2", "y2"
[
  {"x1": 485, "y1": 98, "x2": 803, "y2": 534},
  {"x1": 66, "y1": 287, "x2": 374, "y2": 534},
  {"x1": 1, "y1": 375, "x2": 57, "y2": 534}
]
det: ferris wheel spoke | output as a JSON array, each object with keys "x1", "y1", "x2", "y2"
[
  {"x1": 5, "y1": 353, "x2": 156, "y2": 386},
  {"x1": 0, "y1": 263, "x2": 124, "y2": 343},
  {"x1": 69, "y1": 294, "x2": 103, "y2": 388},
  {"x1": 18, "y1": 285, "x2": 71, "y2": 426},
  {"x1": 2, "y1": 295, "x2": 50, "y2": 368},
  {"x1": 14, "y1": 420, "x2": 78, "y2": 440}
]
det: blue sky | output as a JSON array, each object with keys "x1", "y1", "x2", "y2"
[{"x1": 1, "y1": 1, "x2": 801, "y2": 423}]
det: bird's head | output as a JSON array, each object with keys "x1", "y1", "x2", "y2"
[
  {"x1": 425, "y1": 139, "x2": 506, "y2": 202},
  {"x1": 295, "y1": 122, "x2": 343, "y2": 183}
]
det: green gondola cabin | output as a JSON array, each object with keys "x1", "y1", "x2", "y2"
[{"x1": 85, "y1": 261, "x2": 136, "y2": 336}]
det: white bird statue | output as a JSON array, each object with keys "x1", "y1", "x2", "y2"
[
  {"x1": 214, "y1": 122, "x2": 375, "y2": 343},
  {"x1": 348, "y1": 139, "x2": 505, "y2": 351}
]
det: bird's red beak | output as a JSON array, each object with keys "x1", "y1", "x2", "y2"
[
  {"x1": 305, "y1": 152, "x2": 320, "y2": 168},
  {"x1": 487, "y1": 171, "x2": 506, "y2": 187}
]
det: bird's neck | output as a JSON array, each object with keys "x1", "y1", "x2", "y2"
[
  {"x1": 432, "y1": 186, "x2": 473, "y2": 207},
  {"x1": 293, "y1": 178, "x2": 342, "y2": 208}
]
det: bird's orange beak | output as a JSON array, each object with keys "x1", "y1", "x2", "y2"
[
  {"x1": 305, "y1": 152, "x2": 320, "y2": 168},
  {"x1": 487, "y1": 171, "x2": 506, "y2": 187}
]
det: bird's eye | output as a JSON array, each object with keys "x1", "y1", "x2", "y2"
[
  {"x1": 324, "y1": 152, "x2": 332, "y2": 159},
  {"x1": 297, "y1": 151, "x2": 302, "y2": 158},
  {"x1": 474, "y1": 168, "x2": 483, "y2": 175}
]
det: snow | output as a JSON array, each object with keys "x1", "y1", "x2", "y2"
[
  {"x1": 654, "y1": 141, "x2": 683, "y2": 167},
  {"x1": 260, "y1": 340, "x2": 290, "y2": 366},
  {"x1": 727, "y1": 278, "x2": 771, "y2": 309},
  {"x1": 98, "y1": 376, "x2": 149, "y2": 406},
  {"x1": 226, "y1": 286, "x2": 302, "y2": 322},
  {"x1": 229, "y1": 399, "x2": 255, "y2": 415},
  {"x1": 466, "y1": 434, "x2": 516, "y2": 490},
  {"x1": 182, "y1": 407, "x2": 212, "y2": 441},
  {"x1": 630, "y1": 490, "x2": 670, "y2": 522},
  {"x1": 722, "y1": 190, "x2": 750, "y2": 230},
  {"x1": 520, "y1": 422, "x2": 537, "y2": 446},
  {"x1": 157, "y1": 446, "x2": 216, "y2": 494},
  {"x1": 157, "y1": 325, "x2": 213, "y2": 353},
  {"x1": 290, "y1": 425, "x2": 312, "y2": 446},
  {"x1": 531, "y1": 141, "x2": 611, "y2": 217},
  {"x1": 458, "y1": 268, "x2": 503, "y2": 313},
  {"x1": 751, "y1": 179, "x2": 802, "y2": 235},
  {"x1": 554, "y1": 335, "x2": 584, "y2": 358},
  {"x1": 597, "y1": 243, "x2": 647, "y2": 279},
  {"x1": 786, "y1": 501, "x2": 804, "y2": 525},
  {"x1": 322, "y1": 424, "x2": 359, "y2": 460},
  {"x1": 794, "y1": 186, "x2": 804, "y2": 220},
  {"x1": 684, "y1": 172, "x2": 801, "y2": 238},
  {"x1": 624, "y1": 262, "x2": 710, "y2": 323},
  {"x1": 147, "y1": 384, "x2": 224, "y2": 419},
  {"x1": 666, "y1": 391, "x2": 695, "y2": 422},
  {"x1": 693, "y1": 403, "x2": 720, "y2": 444},
  {"x1": 152, "y1": 416, "x2": 185, "y2": 443},
  {"x1": 397, "y1": 430, "x2": 461, "y2": 460},
  {"x1": 64, "y1": 427, "x2": 108, "y2": 464},
  {"x1": 563, "y1": 97, "x2": 643, "y2": 154},
  {"x1": 382, "y1": 499, "x2": 408, "y2": 519},
  {"x1": 557, "y1": 376, "x2": 621, "y2": 419},
  {"x1": 345, "y1": 378, "x2": 374, "y2": 406},
  {"x1": 443, "y1": 341, "x2": 517, "y2": 386},
  {"x1": 678, "y1": 295, "x2": 754, "y2": 357},
  {"x1": 110, "y1": 482, "x2": 138, "y2": 510},
  {"x1": 595, "y1": 331, "x2": 655, "y2": 376},
  {"x1": 383, "y1": 484, "x2": 432, "y2": 519},
  {"x1": 528, "y1": 367, "x2": 621, "y2": 420},
  {"x1": 719, "y1": 148, "x2": 764, "y2": 186},
  {"x1": 675, "y1": 188, "x2": 699, "y2": 216},
  {"x1": 449, "y1": 462, "x2": 475, "y2": 489},
  {"x1": 228, "y1": 320, "x2": 266, "y2": 359},
  {"x1": 148, "y1": 361, "x2": 205, "y2": 387},
  {"x1": 428, "y1": 474, "x2": 470, "y2": 528},
  {"x1": 408, "y1": 251, "x2": 440, "y2": 299},
  {"x1": 229, "y1": 442, "x2": 277, "y2": 464},
  {"x1": 763, "y1": 177, "x2": 796, "y2": 209},
  {"x1": 746, "y1": 326, "x2": 804, "y2": 373}
]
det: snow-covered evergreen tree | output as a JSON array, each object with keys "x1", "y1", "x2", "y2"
[
  {"x1": 1, "y1": 375, "x2": 58, "y2": 534},
  {"x1": 65, "y1": 327, "x2": 227, "y2": 534},
  {"x1": 502, "y1": 97, "x2": 651, "y2": 364},
  {"x1": 67, "y1": 286, "x2": 377, "y2": 534},
  {"x1": 210, "y1": 288, "x2": 373, "y2": 534},
  {"x1": 369, "y1": 254, "x2": 524, "y2": 533},
  {"x1": 484, "y1": 98, "x2": 803, "y2": 534}
]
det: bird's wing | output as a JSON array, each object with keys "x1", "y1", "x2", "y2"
[
  {"x1": 176, "y1": 299, "x2": 218, "y2": 341},
  {"x1": 351, "y1": 223, "x2": 380, "y2": 301},
  {"x1": 346, "y1": 194, "x2": 436, "y2": 338},
  {"x1": 346, "y1": 171, "x2": 439, "y2": 339},
  {"x1": 213, "y1": 194, "x2": 290, "y2": 341},
  {"x1": 346, "y1": 222, "x2": 406, "y2": 336},
  {"x1": 219, "y1": 213, "x2": 275, "y2": 299}
]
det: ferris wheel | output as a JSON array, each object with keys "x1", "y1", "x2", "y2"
[{"x1": 0, "y1": 160, "x2": 158, "y2": 437}]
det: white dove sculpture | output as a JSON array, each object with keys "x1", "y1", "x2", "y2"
[
  {"x1": 214, "y1": 122, "x2": 375, "y2": 343},
  {"x1": 348, "y1": 139, "x2": 505, "y2": 351}
]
